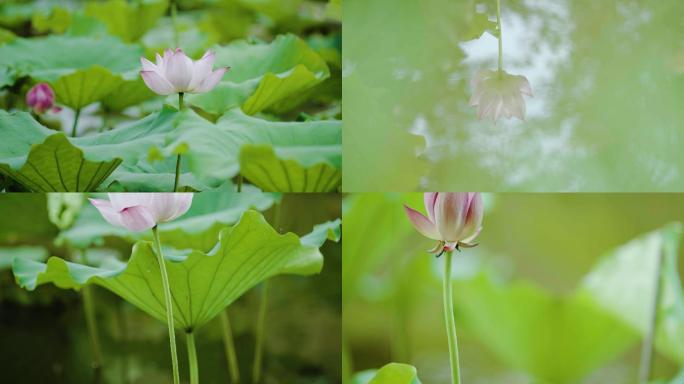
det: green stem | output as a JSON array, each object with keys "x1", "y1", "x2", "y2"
[
  {"x1": 178, "y1": 92, "x2": 184, "y2": 110},
  {"x1": 152, "y1": 226, "x2": 181, "y2": 384},
  {"x1": 71, "y1": 108, "x2": 81, "y2": 137},
  {"x1": 639, "y1": 248, "x2": 664, "y2": 384},
  {"x1": 80, "y1": 250, "x2": 103, "y2": 371},
  {"x1": 252, "y1": 281, "x2": 269, "y2": 384},
  {"x1": 496, "y1": 0, "x2": 503, "y2": 74},
  {"x1": 237, "y1": 174, "x2": 243, "y2": 192},
  {"x1": 173, "y1": 154, "x2": 181, "y2": 192},
  {"x1": 220, "y1": 310, "x2": 241, "y2": 383},
  {"x1": 186, "y1": 331, "x2": 199, "y2": 384},
  {"x1": 171, "y1": 1, "x2": 179, "y2": 48},
  {"x1": 443, "y1": 252, "x2": 461, "y2": 384}
]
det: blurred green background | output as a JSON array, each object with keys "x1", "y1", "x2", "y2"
[
  {"x1": 0, "y1": 193, "x2": 341, "y2": 384},
  {"x1": 343, "y1": 193, "x2": 684, "y2": 383},
  {"x1": 343, "y1": 0, "x2": 684, "y2": 192}
]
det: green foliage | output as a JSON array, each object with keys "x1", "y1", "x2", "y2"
[
  {"x1": 152, "y1": 109, "x2": 341, "y2": 192},
  {"x1": 352, "y1": 363, "x2": 421, "y2": 384},
  {"x1": 46, "y1": 193, "x2": 84, "y2": 230},
  {"x1": 52, "y1": 66, "x2": 124, "y2": 110},
  {"x1": 187, "y1": 34, "x2": 330, "y2": 115},
  {"x1": 13, "y1": 210, "x2": 327, "y2": 330},
  {"x1": 0, "y1": 35, "x2": 142, "y2": 83},
  {"x1": 101, "y1": 78, "x2": 157, "y2": 112},
  {"x1": 31, "y1": 7, "x2": 71, "y2": 34},
  {"x1": 85, "y1": 0, "x2": 169, "y2": 43}
]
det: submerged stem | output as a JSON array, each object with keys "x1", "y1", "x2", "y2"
[
  {"x1": 639, "y1": 248, "x2": 664, "y2": 384},
  {"x1": 496, "y1": 0, "x2": 503, "y2": 74},
  {"x1": 71, "y1": 108, "x2": 81, "y2": 137},
  {"x1": 220, "y1": 310, "x2": 241, "y2": 383},
  {"x1": 152, "y1": 226, "x2": 181, "y2": 384},
  {"x1": 443, "y1": 251, "x2": 461, "y2": 384},
  {"x1": 186, "y1": 331, "x2": 199, "y2": 384},
  {"x1": 252, "y1": 281, "x2": 269, "y2": 384}
]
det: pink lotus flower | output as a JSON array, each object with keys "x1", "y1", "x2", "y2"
[
  {"x1": 404, "y1": 192, "x2": 483, "y2": 255},
  {"x1": 140, "y1": 49, "x2": 229, "y2": 95},
  {"x1": 90, "y1": 193, "x2": 193, "y2": 232},
  {"x1": 26, "y1": 83, "x2": 60, "y2": 114},
  {"x1": 469, "y1": 69, "x2": 532, "y2": 122}
]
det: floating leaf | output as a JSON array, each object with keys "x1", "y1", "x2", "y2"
[
  {"x1": 52, "y1": 66, "x2": 123, "y2": 110},
  {"x1": 186, "y1": 34, "x2": 330, "y2": 115},
  {"x1": 351, "y1": 363, "x2": 421, "y2": 384},
  {"x1": 0, "y1": 35, "x2": 142, "y2": 83},
  {"x1": 14, "y1": 210, "x2": 324, "y2": 330},
  {"x1": 0, "y1": 107, "x2": 178, "y2": 191},
  {"x1": 85, "y1": 0, "x2": 169, "y2": 43},
  {"x1": 581, "y1": 223, "x2": 684, "y2": 364},
  {"x1": 154, "y1": 108, "x2": 341, "y2": 192}
]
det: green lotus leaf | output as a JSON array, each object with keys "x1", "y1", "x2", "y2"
[
  {"x1": 57, "y1": 186, "x2": 278, "y2": 251},
  {"x1": 240, "y1": 145, "x2": 340, "y2": 192},
  {"x1": 352, "y1": 363, "x2": 421, "y2": 384},
  {"x1": 85, "y1": 0, "x2": 169, "y2": 43},
  {"x1": 581, "y1": 223, "x2": 684, "y2": 364},
  {"x1": 47, "y1": 193, "x2": 84, "y2": 230},
  {"x1": 153, "y1": 108, "x2": 341, "y2": 192},
  {"x1": 52, "y1": 66, "x2": 124, "y2": 110},
  {"x1": 0, "y1": 246, "x2": 47, "y2": 270},
  {"x1": 455, "y1": 273, "x2": 637, "y2": 383},
  {"x1": 31, "y1": 7, "x2": 71, "y2": 34},
  {"x1": 186, "y1": 34, "x2": 330, "y2": 115},
  {"x1": 13, "y1": 210, "x2": 324, "y2": 330},
  {"x1": 0, "y1": 35, "x2": 142, "y2": 84},
  {"x1": 0, "y1": 26, "x2": 15, "y2": 45},
  {"x1": 301, "y1": 219, "x2": 342, "y2": 247},
  {"x1": 103, "y1": 158, "x2": 214, "y2": 192},
  {"x1": 0, "y1": 107, "x2": 179, "y2": 191},
  {"x1": 101, "y1": 78, "x2": 157, "y2": 112}
]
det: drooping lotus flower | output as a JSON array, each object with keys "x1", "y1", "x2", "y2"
[
  {"x1": 141, "y1": 49, "x2": 229, "y2": 95},
  {"x1": 26, "y1": 83, "x2": 60, "y2": 114},
  {"x1": 404, "y1": 192, "x2": 483, "y2": 254},
  {"x1": 469, "y1": 69, "x2": 532, "y2": 122},
  {"x1": 90, "y1": 193, "x2": 193, "y2": 232}
]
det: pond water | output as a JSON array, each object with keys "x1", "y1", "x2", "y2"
[{"x1": 343, "y1": 0, "x2": 684, "y2": 191}]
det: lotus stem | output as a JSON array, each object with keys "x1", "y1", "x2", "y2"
[
  {"x1": 237, "y1": 174, "x2": 243, "y2": 192},
  {"x1": 186, "y1": 331, "x2": 199, "y2": 384},
  {"x1": 173, "y1": 154, "x2": 181, "y2": 192},
  {"x1": 152, "y1": 226, "x2": 181, "y2": 384},
  {"x1": 71, "y1": 108, "x2": 81, "y2": 137},
  {"x1": 252, "y1": 281, "x2": 269, "y2": 384},
  {"x1": 496, "y1": 0, "x2": 503, "y2": 75},
  {"x1": 443, "y1": 251, "x2": 461, "y2": 384},
  {"x1": 220, "y1": 310, "x2": 241, "y2": 383},
  {"x1": 639, "y1": 248, "x2": 664, "y2": 384},
  {"x1": 80, "y1": 250, "x2": 103, "y2": 371}
]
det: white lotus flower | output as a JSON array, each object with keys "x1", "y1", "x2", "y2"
[
  {"x1": 469, "y1": 69, "x2": 533, "y2": 122},
  {"x1": 141, "y1": 49, "x2": 229, "y2": 95},
  {"x1": 90, "y1": 193, "x2": 193, "y2": 232}
]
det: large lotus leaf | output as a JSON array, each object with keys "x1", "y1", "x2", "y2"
[
  {"x1": 0, "y1": 35, "x2": 142, "y2": 84},
  {"x1": 13, "y1": 210, "x2": 325, "y2": 330},
  {"x1": 103, "y1": 158, "x2": 216, "y2": 192},
  {"x1": 581, "y1": 223, "x2": 684, "y2": 364},
  {"x1": 186, "y1": 34, "x2": 330, "y2": 115},
  {"x1": 52, "y1": 66, "x2": 124, "y2": 110},
  {"x1": 0, "y1": 107, "x2": 179, "y2": 191},
  {"x1": 0, "y1": 246, "x2": 47, "y2": 270},
  {"x1": 101, "y1": 78, "x2": 157, "y2": 112},
  {"x1": 351, "y1": 363, "x2": 422, "y2": 384},
  {"x1": 57, "y1": 186, "x2": 278, "y2": 251},
  {"x1": 151, "y1": 108, "x2": 341, "y2": 192},
  {"x1": 85, "y1": 0, "x2": 168, "y2": 43},
  {"x1": 301, "y1": 219, "x2": 342, "y2": 247},
  {"x1": 454, "y1": 273, "x2": 637, "y2": 383},
  {"x1": 239, "y1": 144, "x2": 340, "y2": 192}
]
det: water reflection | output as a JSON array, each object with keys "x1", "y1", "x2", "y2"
[{"x1": 344, "y1": 0, "x2": 684, "y2": 191}]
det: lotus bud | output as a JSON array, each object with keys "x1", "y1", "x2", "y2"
[
  {"x1": 26, "y1": 83, "x2": 60, "y2": 114},
  {"x1": 404, "y1": 192, "x2": 483, "y2": 255}
]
